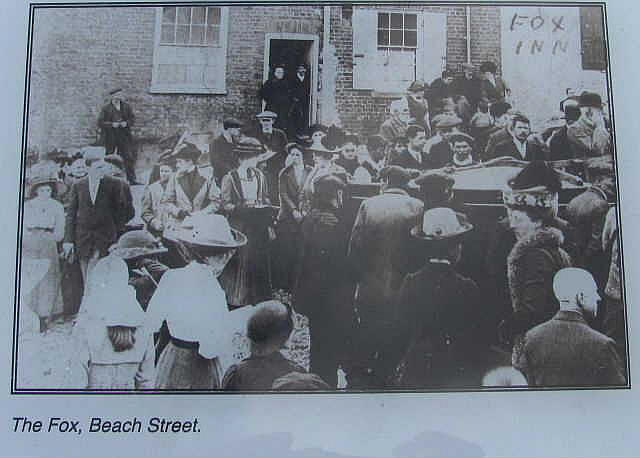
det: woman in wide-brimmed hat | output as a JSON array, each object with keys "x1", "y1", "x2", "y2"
[
  {"x1": 498, "y1": 161, "x2": 572, "y2": 364},
  {"x1": 22, "y1": 173, "x2": 65, "y2": 333},
  {"x1": 219, "y1": 137, "x2": 276, "y2": 307},
  {"x1": 394, "y1": 207, "x2": 484, "y2": 388},
  {"x1": 146, "y1": 213, "x2": 251, "y2": 389},
  {"x1": 72, "y1": 255, "x2": 155, "y2": 390}
]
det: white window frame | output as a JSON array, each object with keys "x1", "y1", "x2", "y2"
[{"x1": 150, "y1": 6, "x2": 229, "y2": 94}]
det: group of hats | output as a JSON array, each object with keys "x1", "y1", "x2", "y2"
[{"x1": 502, "y1": 160, "x2": 562, "y2": 217}]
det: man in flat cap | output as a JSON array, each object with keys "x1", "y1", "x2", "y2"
[
  {"x1": 209, "y1": 118, "x2": 243, "y2": 185},
  {"x1": 423, "y1": 114, "x2": 463, "y2": 169},
  {"x1": 567, "y1": 91, "x2": 611, "y2": 158},
  {"x1": 406, "y1": 80, "x2": 431, "y2": 137},
  {"x1": 448, "y1": 132, "x2": 478, "y2": 167},
  {"x1": 253, "y1": 111, "x2": 289, "y2": 203},
  {"x1": 346, "y1": 166, "x2": 423, "y2": 388},
  {"x1": 97, "y1": 88, "x2": 138, "y2": 184},
  {"x1": 161, "y1": 142, "x2": 221, "y2": 229}
]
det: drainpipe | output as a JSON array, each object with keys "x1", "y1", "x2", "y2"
[{"x1": 466, "y1": 5, "x2": 471, "y2": 64}]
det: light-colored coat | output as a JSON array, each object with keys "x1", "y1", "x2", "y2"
[
  {"x1": 161, "y1": 169, "x2": 221, "y2": 226},
  {"x1": 141, "y1": 181, "x2": 168, "y2": 233}
]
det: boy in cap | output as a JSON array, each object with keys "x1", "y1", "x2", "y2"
[
  {"x1": 97, "y1": 88, "x2": 138, "y2": 184},
  {"x1": 393, "y1": 207, "x2": 484, "y2": 388}
]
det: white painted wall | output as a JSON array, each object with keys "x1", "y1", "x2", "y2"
[{"x1": 501, "y1": 6, "x2": 608, "y2": 130}]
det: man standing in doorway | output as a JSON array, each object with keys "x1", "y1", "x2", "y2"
[
  {"x1": 289, "y1": 63, "x2": 311, "y2": 139},
  {"x1": 97, "y1": 88, "x2": 138, "y2": 184}
]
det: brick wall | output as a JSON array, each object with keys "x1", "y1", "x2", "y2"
[
  {"x1": 27, "y1": 4, "x2": 499, "y2": 152},
  {"x1": 329, "y1": 5, "x2": 501, "y2": 135}
]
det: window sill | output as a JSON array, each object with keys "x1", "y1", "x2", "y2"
[{"x1": 149, "y1": 85, "x2": 227, "y2": 95}]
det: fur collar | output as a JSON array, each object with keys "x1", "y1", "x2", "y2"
[{"x1": 508, "y1": 226, "x2": 564, "y2": 266}]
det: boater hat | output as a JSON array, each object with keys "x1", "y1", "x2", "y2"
[
  {"x1": 411, "y1": 207, "x2": 473, "y2": 242},
  {"x1": 109, "y1": 230, "x2": 168, "y2": 260},
  {"x1": 174, "y1": 214, "x2": 247, "y2": 248}
]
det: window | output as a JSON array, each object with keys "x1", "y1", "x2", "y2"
[
  {"x1": 352, "y1": 8, "x2": 446, "y2": 92},
  {"x1": 377, "y1": 12, "x2": 418, "y2": 49},
  {"x1": 160, "y1": 6, "x2": 221, "y2": 46},
  {"x1": 580, "y1": 6, "x2": 607, "y2": 71},
  {"x1": 151, "y1": 6, "x2": 229, "y2": 94}
]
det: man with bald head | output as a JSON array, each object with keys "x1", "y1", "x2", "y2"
[
  {"x1": 514, "y1": 268, "x2": 626, "y2": 387},
  {"x1": 221, "y1": 301, "x2": 307, "y2": 390}
]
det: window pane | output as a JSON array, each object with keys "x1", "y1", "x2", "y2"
[
  {"x1": 177, "y1": 7, "x2": 191, "y2": 25},
  {"x1": 191, "y1": 25, "x2": 205, "y2": 44},
  {"x1": 176, "y1": 25, "x2": 189, "y2": 44},
  {"x1": 162, "y1": 7, "x2": 176, "y2": 24},
  {"x1": 405, "y1": 30, "x2": 417, "y2": 47},
  {"x1": 377, "y1": 29, "x2": 389, "y2": 46},
  {"x1": 207, "y1": 7, "x2": 221, "y2": 25},
  {"x1": 206, "y1": 25, "x2": 220, "y2": 45},
  {"x1": 390, "y1": 29, "x2": 403, "y2": 46},
  {"x1": 405, "y1": 14, "x2": 417, "y2": 30},
  {"x1": 378, "y1": 13, "x2": 388, "y2": 28},
  {"x1": 192, "y1": 7, "x2": 206, "y2": 25},
  {"x1": 161, "y1": 24, "x2": 175, "y2": 43},
  {"x1": 390, "y1": 13, "x2": 402, "y2": 29}
]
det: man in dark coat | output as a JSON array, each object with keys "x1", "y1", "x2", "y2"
[
  {"x1": 478, "y1": 61, "x2": 510, "y2": 105},
  {"x1": 423, "y1": 114, "x2": 463, "y2": 169},
  {"x1": 97, "y1": 88, "x2": 137, "y2": 184},
  {"x1": 482, "y1": 101, "x2": 512, "y2": 161},
  {"x1": 487, "y1": 113, "x2": 546, "y2": 161},
  {"x1": 393, "y1": 207, "x2": 484, "y2": 388},
  {"x1": 451, "y1": 63, "x2": 483, "y2": 111},
  {"x1": 293, "y1": 174, "x2": 353, "y2": 388},
  {"x1": 222, "y1": 301, "x2": 307, "y2": 390},
  {"x1": 389, "y1": 124, "x2": 427, "y2": 171},
  {"x1": 514, "y1": 268, "x2": 626, "y2": 387},
  {"x1": 63, "y1": 151, "x2": 135, "y2": 288},
  {"x1": 209, "y1": 118, "x2": 243, "y2": 185},
  {"x1": 289, "y1": 64, "x2": 311, "y2": 139},
  {"x1": 548, "y1": 101, "x2": 582, "y2": 161},
  {"x1": 346, "y1": 166, "x2": 424, "y2": 388},
  {"x1": 253, "y1": 111, "x2": 288, "y2": 203},
  {"x1": 428, "y1": 70, "x2": 454, "y2": 115}
]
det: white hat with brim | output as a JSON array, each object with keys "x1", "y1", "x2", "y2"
[
  {"x1": 411, "y1": 207, "x2": 473, "y2": 242},
  {"x1": 173, "y1": 214, "x2": 247, "y2": 248}
]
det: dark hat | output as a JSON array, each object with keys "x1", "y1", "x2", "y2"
[
  {"x1": 411, "y1": 208, "x2": 473, "y2": 242},
  {"x1": 256, "y1": 110, "x2": 278, "y2": 119},
  {"x1": 314, "y1": 174, "x2": 346, "y2": 197},
  {"x1": 285, "y1": 142, "x2": 305, "y2": 155},
  {"x1": 407, "y1": 80, "x2": 427, "y2": 93},
  {"x1": 480, "y1": 61, "x2": 497, "y2": 73},
  {"x1": 172, "y1": 142, "x2": 201, "y2": 162},
  {"x1": 234, "y1": 137, "x2": 264, "y2": 159},
  {"x1": 108, "y1": 87, "x2": 123, "y2": 96},
  {"x1": 413, "y1": 171, "x2": 455, "y2": 193},
  {"x1": 432, "y1": 114, "x2": 463, "y2": 129},
  {"x1": 507, "y1": 160, "x2": 562, "y2": 193},
  {"x1": 223, "y1": 118, "x2": 243, "y2": 129},
  {"x1": 296, "y1": 63, "x2": 307, "y2": 71},
  {"x1": 272, "y1": 372, "x2": 330, "y2": 391},
  {"x1": 564, "y1": 103, "x2": 581, "y2": 123},
  {"x1": 579, "y1": 91, "x2": 603, "y2": 108},
  {"x1": 380, "y1": 166, "x2": 416, "y2": 188},
  {"x1": 489, "y1": 101, "x2": 512, "y2": 118},
  {"x1": 109, "y1": 230, "x2": 168, "y2": 260},
  {"x1": 447, "y1": 132, "x2": 475, "y2": 145}
]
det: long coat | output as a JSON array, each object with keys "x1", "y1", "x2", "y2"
[
  {"x1": 161, "y1": 168, "x2": 221, "y2": 227},
  {"x1": 394, "y1": 261, "x2": 484, "y2": 388},
  {"x1": 259, "y1": 78, "x2": 291, "y2": 130},
  {"x1": 208, "y1": 133, "x2": 238, "y2": 185},
  {"x1": 514, "y1": 310, "x2": 626, "y2": 387},
  {"x1": 97, "y1": 101, "x2": 135, "y2": 152},
  {"x1": 64, "y1": 176, "x2": 135, "y2": 259},
  {"x1": 293, "y1": 206, "x2": 353, "y2": 386},
  {"x1": 506, "y1": 226, "x2": 572, "y2": 361}
]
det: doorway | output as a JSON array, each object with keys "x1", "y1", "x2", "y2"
[{"x1": 263, "y1": 33, "x2": 319, "y2": 135}]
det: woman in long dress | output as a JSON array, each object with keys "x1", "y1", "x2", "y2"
[
  {"x1": 22, "y1": 175, "x2": 65, "y2": 333},
  {"x1": 219, "y1": 138, "x2": 275, "y2": 307},
  {"x1": 146, "y1": 213, "x2": 251, "y2": 389}
]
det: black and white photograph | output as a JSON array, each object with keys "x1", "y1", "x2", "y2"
[{"x1": 13, "y1": 1, "x2": 628, "y2": 393}]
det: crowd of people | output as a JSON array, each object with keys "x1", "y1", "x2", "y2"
[{"x1": 19, "y1": 60, "x2": 626, "y2": 391}]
